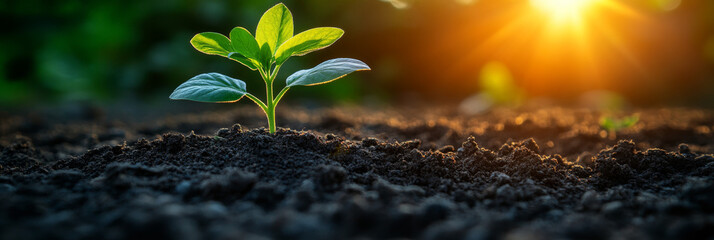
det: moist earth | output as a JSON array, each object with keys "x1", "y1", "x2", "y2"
[{"x1": 1, "y1": 105, "x2": 713, "y2": 239}]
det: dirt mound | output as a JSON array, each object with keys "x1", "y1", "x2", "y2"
[{"x1": 1, "y1": 121, "x2": 713, "y2": 239}]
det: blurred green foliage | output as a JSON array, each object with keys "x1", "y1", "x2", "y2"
[
  {"x1": 600, "y1": 114, "x2": 639, "y2": 132},
  {"x1": 479, "y1": 62, "x2": 524, "y2": 106},
  {"x1": 0, "y1": 0, "x2": 377, "y2": 106},
  {"x1": 2, "y1": 0, "x2": 714, "y2": 107}
]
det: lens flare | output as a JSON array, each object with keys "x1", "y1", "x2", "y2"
[{"x1": 415, "y1": 0, "x2": 646, "y2": 99}]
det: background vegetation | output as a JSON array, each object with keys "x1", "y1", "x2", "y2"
[{"x1": 2, "y1": 0, "x2": 713, "y2": 107}]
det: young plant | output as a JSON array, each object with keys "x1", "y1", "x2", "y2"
[
  {"x1": 599, "y1": 114, "x2": 639, "y2": 132},
  {"x1": 170, "y1": 3, "x2": 370, "y2": 134},
  {"x1": 599, "y1": 114, "x2": 639, "y2": 139}
]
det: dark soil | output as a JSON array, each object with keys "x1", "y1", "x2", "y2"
[{"x1": 1, "y1": 105, "x2": 713, "y2": 240}]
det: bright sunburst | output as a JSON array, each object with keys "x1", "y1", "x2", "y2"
[
  {"x1": 530, "y1": 0, "x2": 598, "y2": 23},
  {"x1": 449, "y1": 0, "x2": 643, "y2": 95}
]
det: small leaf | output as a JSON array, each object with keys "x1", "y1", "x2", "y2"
[
  {"x1": 191, "y1": 32, "x2": 234, "y2": 57},
  {"x1": 191, "y1": 32, "x2": 258, "y2": 70},
  {"x1": 259, "y1": 43, "x2": 274, "y2": 70},
  {"x1": 286, "y1": 58, "x2": 370, "y2": 87},
  {"x1": 170, "y1": 73, "x2": 247, "y2": 103},
  {"x1": 230, "y1": 27, "x2": 261, "y2": 61},
  {"x1": 622, "y1": 115, "x2": 639, "y2": 128},
  {"x1": 227, "y1": 53, "x2": 259, "y2": 71},
  {"x1": 275, "y1": 27, "x2": 344, "y2": 64},
  {"x1": 256, "y1": 3, "x2": 293, "y2": 54},
  {"x1": 599, "y1": 116, "x2": 616, "y2": 131}
]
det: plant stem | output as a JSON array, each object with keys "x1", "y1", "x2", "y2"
[
  {"x1": 255, "y1": 62, "x2": 285, "y2": 134},
  {"x1": 267, "y1": 103, "x2": 276, "y2": 134},
  {"x1": 274, "y1": 87, "x2": 290, "y2": 105},
  {"x1": 245, "y1": 93, "x2": 268, "y2": 110},
  {"x1": 265, "y1": 77, "x2": 276, "y2": 134},
  {"x1": 265, "y1": 63, "x2": 280, "y2": 134}
]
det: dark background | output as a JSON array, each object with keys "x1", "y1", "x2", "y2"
[{"x1": 1, "y1": 0, "x2": 713, "y2": 108}]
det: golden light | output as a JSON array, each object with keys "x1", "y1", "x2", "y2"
[
  {"x1": 411, "y1": 0, "x2": 659, "y2": 100},
  {"x1": 416, "y1": 0, "x2": 650, "y2": 100},
  {"x1": 530, "y1": 0, "x2": 598, "y2": 23}
]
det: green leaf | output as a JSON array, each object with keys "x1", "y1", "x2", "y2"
[
  {"x1": 228, "y1": 52, "x2": 259, "y2": 70},
  {"x1": 256, "y1": 3, "x2": 293, "y2": 54},
  {"x1": 275, "y1": 27, "x2": 344, "y2": 64},
  {"x1": 228, "y1": 52, "x2": 259, "y2": 71},
  {"x1": 190, "y1": 32, "x2": 234, "y2": 57},
  {"x1": 170, "y1": 73, "x2": 247, "y2": 103},
  {"x1": 599, "y1": 116, "x2": 616, "y2": 131},
  {"x1": 621, "y1": 115, "x2": 639, "y2": 128},
  {"x1": 230, "y1": 27, "x2": 261, "y2": 61},
  {"x1": 599, "y1": 114, "x2": 639, "y2": 132},
  {"x1": 191, "y1": 32, "x2": 258, "y2": 70},
  {"x1": 286, "y1": 58, "x2": 370, "y2": 87},
  {"x1": 258, "y1": 43, "x2": 274, "y2": 70}
]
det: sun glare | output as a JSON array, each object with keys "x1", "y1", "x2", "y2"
[
  {"x1": 530, "y1": 0, "x2": 597, "y2": 22},
  {"x1": 439, "y1": 0, "x2": 643, "y2": 97}
]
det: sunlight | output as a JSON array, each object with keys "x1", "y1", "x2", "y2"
[
  {"x1": 530, "y1": 0, "x2": 598, "y2": 23},
  {"x1": 420, "y1": 0, "x2": 649, "y2": 98},
  {"x1": 445, "y1": 0, "x2": 644, "y2": 96}
]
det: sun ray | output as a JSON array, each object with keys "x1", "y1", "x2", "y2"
[
  {"x1": 589, "y1": 13, "x2": 648, "y2": 76},
  {"x1": 473, "y1": 6, "x2": 539, "y2": 57},
  {"x1": 474, "y1": 0, "x2": 640, "y2": 92},
  {"x1": 530, "y1": 0, "x2": 597, "y2": 24},
  {"x1": 597, "y1": 0, "x2": 646, "y2": 20},
  {"x1": 436, "y1": 0, "x2": 644, "y2": 97}
]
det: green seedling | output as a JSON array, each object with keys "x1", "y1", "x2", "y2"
[
  {"x1": 479, "y1": 62, "x2": 525, "y2": 106},
  {"x1": 170, "y1": 3, "x2": 370, "y2": 134},
  {"x1": 599, "y1": 114, "x2": 639, "y2": 139}
]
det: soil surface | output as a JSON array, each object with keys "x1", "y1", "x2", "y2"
[{"x1": 1, "y1": 105, "x2": 713, "y2": 240}]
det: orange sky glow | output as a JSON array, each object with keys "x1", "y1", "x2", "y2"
[{"x1": 389, "y1": 0, "x2": 708, "y2": 104}]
